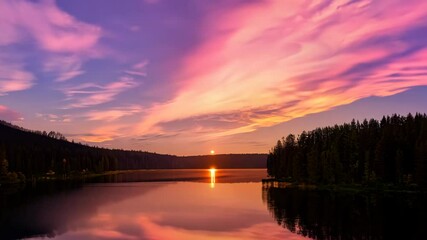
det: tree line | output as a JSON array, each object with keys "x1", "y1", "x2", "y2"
[
  {"x1": 267, "y1": 113, "x2": 427, "y2": 186},
  {"x1": 0, "y1": 120, "x2": 265, "y2": 182}
]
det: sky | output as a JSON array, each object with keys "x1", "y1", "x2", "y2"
[{"x1": 1, "y1": 0, "x2": 427, "y2": 155}]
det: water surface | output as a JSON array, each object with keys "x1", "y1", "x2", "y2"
[
  {"x1": 1, "y1": 169, "x2": 306, "y2": 240},
  {"x1": 1, "y1": 169, "x2": 426, "y2": 239}
]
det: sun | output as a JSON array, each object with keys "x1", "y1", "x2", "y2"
[{"x1": 210, "y1": 150, "x2": 215, "y2": 155}]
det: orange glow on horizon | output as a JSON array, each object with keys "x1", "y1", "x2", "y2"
[{"x1": 210, "y1": 150, "x2": 215, "y2": 155}]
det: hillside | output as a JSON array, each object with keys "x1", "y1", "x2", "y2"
[{"x1": 0, "y1": 120, "x2": 266, "y2": 179}]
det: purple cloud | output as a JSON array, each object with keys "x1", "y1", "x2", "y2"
[
  {"x1": 0, "y1": 0, "x2": 101, "y2": 53},
  {"x1": 0, "y1": 105, "x2": 23, "y2": 121}
]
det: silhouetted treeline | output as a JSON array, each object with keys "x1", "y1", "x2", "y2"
[
  {"x1": 0, "y1": 120, "x2": 266, "y2": 180},
  {"x1": 267, "y1": 113, "x2": 427, "y2": 186},
  {"x1": 262, "y1": 186, "x2": 427, "y2": 240}
]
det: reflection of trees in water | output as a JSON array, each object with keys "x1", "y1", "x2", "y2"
[{"x1": 262, "y1": 186, "x2": 427, "y2": 240}]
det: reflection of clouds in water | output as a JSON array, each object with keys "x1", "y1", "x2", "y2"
[
  {"x1": 4, "y1": 171, "x2": 305, "y2": 240},
  {"x1": 136, "y1": 216, "x2": 306, "y2": 240},
  {"x1": 3, "y1": 183, "x2": 164, "y2": 240},
  {"x1": 46, "y1": 182, "x2": 307, "y2": 240},
  {"x1": 152, "y1": 209, "x2": 270, "y2": 232},
  {"x1": 49, "y1": 216, "x2": 304, "y2": 240}
]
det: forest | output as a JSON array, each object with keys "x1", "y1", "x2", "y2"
[
  {"x1": 267, "y1": 113, "x2": 427, "y2": 186},
  {"x1": 0, "y1": 120, "x2": 265, "y2": 182}
]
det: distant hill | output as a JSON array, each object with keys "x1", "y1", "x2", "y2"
[{"x1": 0, "y1": 120, "x2": 266, "y2": 178}]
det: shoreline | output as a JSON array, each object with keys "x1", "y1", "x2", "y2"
[
  {"x1": 1, "y1": 168, "x2": 267, "y2": 186},
  {"x1": 0, "y1": 170, "x2": 134, "y2": 186},
  {"x1": 262, "y1": 178, "x2": 427, "y2": 194}
]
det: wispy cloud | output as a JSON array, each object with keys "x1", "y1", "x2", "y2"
[
  {"x1": 124, "y1": 60, "x2": 149, "y2": 77},
  {"x1": 136, "y1": 0, "x2": 427, "y2": 138},
  {"x1": 0, "y1": 56, "x2": 34, "y2": 95},
  {"x1": 157, "y1": 101, "x2": 299, "y2": 135},
  {"x1": 85, "y1": 105, "x2": 142, "y2": 121},
  {"x1": 61, "y1": 76, "x2": 139, "y2": 108},
  {"x1": 137, "y1": 133, "x2": 179, "y2": 142},
  {"x1": 36, "y1": 113, "x2": 71, "y2": 123},
  {"x1": 0, "y1": 0, "x2": 101, "y2": 53},
  {"x1": 0, "y1": 0, "x2": 104, "y2": 95},
  {"x1": 74, "y1": 124, "x2": 127, "y2": 143},
  {"x1": 0, "y1": 105, "x2": 23, "y2": 121},
  {"x1": 144, "y1": 0, "x2": 161, "y2": 5},
  {"x1": 44, "y1": 55, "x2": 85, "y2": 82},
  {"x1": 59, "y1": 59, "x2": 147, "y2": 109},
  {"x1": 129, "y1": 25, "x2": 141, "y2": 32}
]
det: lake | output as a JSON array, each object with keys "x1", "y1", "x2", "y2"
[{"x1": 1, "y1": 169, "x2": 426, "y2": 240}]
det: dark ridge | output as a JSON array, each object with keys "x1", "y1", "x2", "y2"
[{"x1": 0, "y1": 120, "x2": 266, "y2": 181}]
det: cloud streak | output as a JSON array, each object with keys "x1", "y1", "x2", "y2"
[
  {"x1": 137, "y1": 0, "x2": 427, "y2": 138},
  {"x1": 85, "y1": 105, "x2": 142, "y2": 122},
  {"x1": 61, "y1": 76, "x2": 139, "y2": 108},
  {"x1": 36, "y1": 113, "x2": 71, "y2": 123},
  {"x1": 44, "y1": 55, "x2": 85, "y2": 82},
  {"x1": 77, "y1": 124, "x2": 126, "y2": 143},
  {"x1": 124, "y1": 60, "x2": 149, "y2": 77}
]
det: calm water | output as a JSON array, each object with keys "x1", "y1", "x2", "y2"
[{"x1": 1, "y1": 169, "x2": 427, "y2": 240}]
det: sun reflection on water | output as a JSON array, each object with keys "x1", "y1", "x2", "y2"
[{"x1": 209, "y1": 168, "x2": 216, "y2": 188}]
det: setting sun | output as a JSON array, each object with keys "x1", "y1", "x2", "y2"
[{"x1": 210, "y1": 150, "x2": 215, "y2": 155}]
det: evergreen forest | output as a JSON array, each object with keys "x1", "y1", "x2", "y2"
[{"x1": 267, "y1": 113, "x2": 427, "y2": 186}]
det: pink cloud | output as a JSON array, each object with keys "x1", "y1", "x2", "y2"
[
  {"x1": 0, "y1": 57, "x2": 35, "y2": 95},
  {"x1": 136, "y1": 0, "x2": 427, "y2": 138},
  {"x1": 0, "y1": 105, "x2": 23, "y2": 121},
  {"x1": 0, "y1": 0, "x2": 103, "y2": 97},
  {"x1": 76, "y1": 124, "x2": 127, "y2": 143},
  {"x1": 0, "y1": 0, "x2": 102, "y2": 53},
  {"x1": 136, "y1": 216, "x2": 306, "y2": 240}
]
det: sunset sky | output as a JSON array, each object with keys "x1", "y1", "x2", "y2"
[{"x1": 1, "y1": 0, "x2": 427, "y2": 155}]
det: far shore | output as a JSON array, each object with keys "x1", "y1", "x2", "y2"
[
  {"x1": 262, "y1": 178, "x2": 427, "y2": 194},
  {"x1": 1, "y1": 168, "x2": 266, "y2": 186}
]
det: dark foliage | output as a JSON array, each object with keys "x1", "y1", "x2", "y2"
[
  {"x1": 0, "y1": 120, "x2": 266, "y2": 179},
  {"x1": 267, "y1": 113, "x2": 427, "y2": 186}
]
